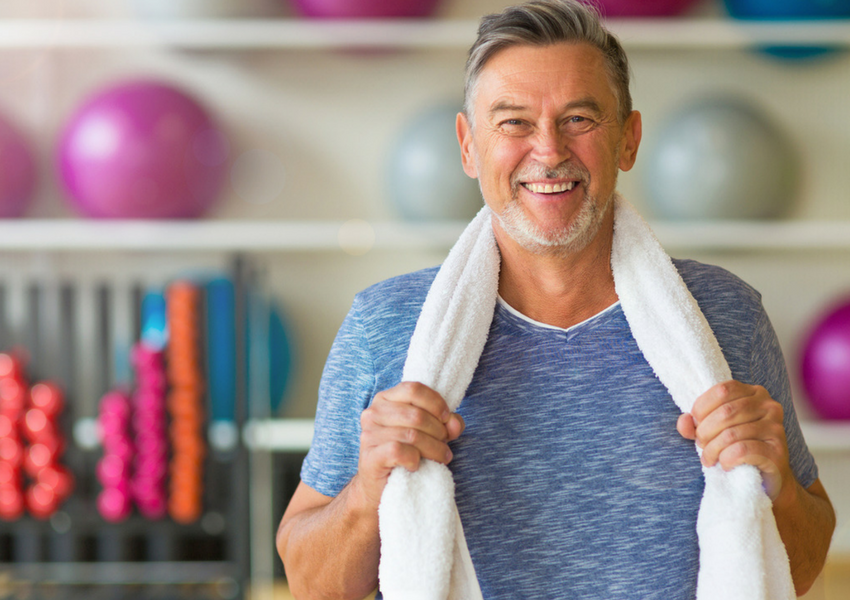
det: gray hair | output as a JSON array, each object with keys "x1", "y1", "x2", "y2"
[{"x1": 463, "y1": 0, "x2": 632, "y2": 125}]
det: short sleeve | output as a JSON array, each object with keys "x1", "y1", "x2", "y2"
[
  {"x1": 749, "y1": 305, "x2": 819, "y2": 489},
  {"x1": 300, "y1": 295, "x2": 378, "y2": 497}
]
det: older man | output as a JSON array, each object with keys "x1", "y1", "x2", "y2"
[{"x1": 277, "y1": 1, "x2": 835, "y2": 598}]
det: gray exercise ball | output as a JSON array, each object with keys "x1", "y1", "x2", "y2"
[
  {"x1": 642, "y1": 97, "x2": 800, "y2": 220},
  {"x1": 387, "y1": 105, "x2": 482, "y2": 221}
]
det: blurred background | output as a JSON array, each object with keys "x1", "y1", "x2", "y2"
[{"x1": 0, "y1": 0, "x2": 849, "y2": 598}]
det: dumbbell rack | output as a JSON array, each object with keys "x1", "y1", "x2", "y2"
[{"x1": 0, "y1": 256, "x2": 255, "y2": 600}]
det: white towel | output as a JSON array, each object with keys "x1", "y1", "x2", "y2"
[{"x1": 378, "y1": 196, "x2": 794, "y2": 600}]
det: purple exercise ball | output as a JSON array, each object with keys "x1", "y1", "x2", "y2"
[
  {"x1": 580, "y1": 0, "x2": 699, "y2": 17},
  {"x1": 801, "y1": 299, "x2": 850, "y2": 420},
  {"x1": 292, "y1": 0, "x2": 442, "y2": 18},
  {"x1": 0, "y1": 115, "x2": 36, "y2": 218},
  {"x1": 58, "y1": 80, "x2": 228, "y2": 219}
]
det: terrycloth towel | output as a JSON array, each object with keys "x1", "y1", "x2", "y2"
[{"x1": 377, "y1": 196, "x2": 794, "y2": 600}]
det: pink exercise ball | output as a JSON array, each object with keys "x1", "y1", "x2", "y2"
[
  {"x1": 801, "y1": 298, "x2": 850, "y2": 420},
  {"x1": 580, "y1": 0, "x2": 699, "y2": 17},
  {"x1": 0, "y1": 115, "x2": 36, "y2": 218},
  {"x1": 292, "y1": 0, "x2": 442, "y2": 19},
  {"x1": 58, "y1": 80, "x2": 228, "y2": 219}
]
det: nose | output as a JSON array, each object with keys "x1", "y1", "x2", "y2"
[{"x1": 530, "y1": 123, "x2": 571, "y2": 167}]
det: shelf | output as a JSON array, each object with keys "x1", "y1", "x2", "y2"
[
  {"x1": 245, "y1": 418, "x2": 850, "y2": 453},
  {"x1": 0, "y1": 18, "x2": 848, "y2": 50},
  {"x1": 800, "y1": 422, "x2": 850, "y2": 453},
  {"x1": 2, "y1": 561, "x2": 239, "y2": 585},
  {"x1": 243, "y1": 419, "x2": 314, "y2": 452},
  {"x1": 0, "y1": 219, "x2": 466, "y2": 252},
  {"x1": 650, "y1": 220, "x2": 850, "y2": 252},
  {"x1": 0, "y1": 219, "x2": 849, "y2": 253}
]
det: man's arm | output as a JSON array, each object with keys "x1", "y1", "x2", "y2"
[
  {"x1": 277, "y1": 382, "x2": 465, "y2": 600},
  {"x1": 677, "y1": 381, "x2": 836, "y2": 596},
  {"x1": 277, "y1": 479, "x2": 380, "y2": 600}
]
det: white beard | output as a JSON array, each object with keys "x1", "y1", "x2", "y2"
[
  {"x1": 491, "y1": 160, "x2": 615, "y2": 256},
  {"x1": 496, "y1": 188, "x2": 612, "y2": 256}
]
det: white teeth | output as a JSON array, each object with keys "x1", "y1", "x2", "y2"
[{"x1": 523, "y1": 181, "x2": 577, "y2": 194}]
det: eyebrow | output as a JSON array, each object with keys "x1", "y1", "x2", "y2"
[{"x1": 488, "y1": 97, "x2": 605, "y2": 118}]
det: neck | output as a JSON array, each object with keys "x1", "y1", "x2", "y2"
[{"x1": 494, "y1": 208, "x2": 618, "y2": 330}]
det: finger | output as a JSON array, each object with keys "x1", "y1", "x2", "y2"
[
  {"x1": 690, "y1": 380, "x2": 753, "y2": 425},
  {"x1": 694, "y1": 396, "x2": 762, "y2": 450},
  {"x1": 714, "y1": 440, "x2": 784, "y2": 501},
  {"x1": 378, "y1": 381, "x2": 452, "y2": 422},
  {"x1": 446, "y1": 414, "x2": 465, "y2": 441},
  {"x1": 362, "y1": 400, "x2": 449, "y2": 444},
  {"x1": 365, "y1": 440, "x2": 423, "y2": 476},
  {"x1": 700, "y1": 421, "x2": 785, "y2": 469},
  {"x1": 384, "y1": 425, "x2": 454, "y2": 466},
  {"x1": 676, "y1": 413, "x2": 696, "y2": 440}
]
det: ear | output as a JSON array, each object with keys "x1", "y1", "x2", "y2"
[
  {"x1": 457, "y1": 112, "x2": 479, "y2": 179},
  {"x1": 618, "y1": 110, "x2": 642, "y2": 172}
]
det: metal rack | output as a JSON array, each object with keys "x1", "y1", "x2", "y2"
[{"x1": 0, "y1": 256, "x2": 254, "y2": 599}]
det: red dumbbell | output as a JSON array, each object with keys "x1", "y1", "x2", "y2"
[
  {"x1": 26, "y1": 481, "x2": 59, "y2": 520},
  {"x1": 23, "y1": 438, "x2": 64, "y2": 478},
  {"x1": 29, "y1": 382, "x2": 64, "y2": 418},
  {"x1": 0, "y1": 377, "x2": 26, "y2": 416},
  {"x1": 0, "y1": 483, "x2": 24, "y2": 520},
  {"x1": 0, "y1": 437, "x2": 24, "y2": 469},
  {"x1": 0, "y1": 353, "x2": 24, "y2": 378},
  {"x1": 22, "y1": 407, "x2": 61, "y2": 443},
  {"x1": 37, "y1": 464, "x2": 74, "y2": 502}
]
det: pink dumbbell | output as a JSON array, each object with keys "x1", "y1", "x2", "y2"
[
  {"x1": 100, "y1": 391, "x2": 132, "y2": 419},
  {"x1": 97, "y1": 483, "x2": 132, "y2": 523},
  {"x1": 96, "y1": 454, "x2": 132, "y2": 488}
]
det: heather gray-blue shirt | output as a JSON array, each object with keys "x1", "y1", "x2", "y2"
[{"x1": 301, "y1": 258, "x2": 818, "y2": 600}]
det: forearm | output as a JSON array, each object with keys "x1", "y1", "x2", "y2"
[
  {"x1": 277, "y1": 478, "x2": 380, "y2": 600},
  {"x1": 773, "y1": 478, "x2": 835, "y2": 596}
]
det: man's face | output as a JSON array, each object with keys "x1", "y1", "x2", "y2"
[{"x1": 457, "y1": 42, "x2": 641, "y2": 256}]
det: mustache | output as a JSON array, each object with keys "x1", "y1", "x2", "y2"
[{"x1": 511, "y1": 162, "x2": 590, "y2": 190}]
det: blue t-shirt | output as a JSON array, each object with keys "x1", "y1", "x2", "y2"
[{"x1": 302, "y1": 259, "x2": 818, "y2": 600}]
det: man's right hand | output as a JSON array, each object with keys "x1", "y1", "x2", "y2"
[{"x1": 355, "y1": 381, "x2": 466, "y2": 510}]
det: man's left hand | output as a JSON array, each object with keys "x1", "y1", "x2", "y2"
[{"x1": 676, "y1": 380, "x2": 792, "y2": 502}]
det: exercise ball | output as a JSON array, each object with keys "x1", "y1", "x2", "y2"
[
  {"x1": 387, "y1": 105, "x2": 481, "y2": 221},
  {"x1": 642, "y1": 97, "x2": 800, "y2": 220},
  {"x1": 580, "y1": 0, "x2": 699, "y2": 17},
  {"x1": 801, "y1": 298, "x2": 850, "y2": 420},
  {"x1": 723, "y1": 0, "x2": 850, "y2": 59},
  {"x1": 724, "y1": 0, "x2": 850, "y2": 19},
  {"x1": 292, "y1": 0, "x2": 442, "y2": 19},
  {"x1": 0, "y1": 115, "x2": 36, "y2": 218},
  {"x1": 58, "y1": 80, "x2": 228, "y2": 219}
]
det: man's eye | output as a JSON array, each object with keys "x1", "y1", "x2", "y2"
[{"x1": 565, "y1": 116, "x2": 595, "y2": 132}]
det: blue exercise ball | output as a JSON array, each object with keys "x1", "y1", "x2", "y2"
[
  {"x1": 724, "y1": 0, "x2": 850, "y2": 19},
  {"x1": 387, "y1": 105, "x2": 482, "y2": 221},
  {"x1": 723, "y1": 0, "x2": 850, "y2": 60},
  {"x1": 642, "y1": 97, "x2": 800, "y2": 220}
]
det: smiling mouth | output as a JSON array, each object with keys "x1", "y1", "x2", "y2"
[{"x1": 521, "y1": 181, "x2": 579, "y2": 194}]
